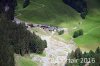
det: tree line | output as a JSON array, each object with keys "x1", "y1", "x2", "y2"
[
  {"x1": 0, "y1": 0, "x2": 47, "y2": 66},
  {"x1": 0, "y1": 14, "x2": 47, "y2": 66},
  {"x1": 65, "y1": 47, "x2": 100, "y2": 66}
]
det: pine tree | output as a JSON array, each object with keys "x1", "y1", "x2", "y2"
[
  {"x1": 74, "y1": 48, "x2": 82, "y2": 59},
  {"x1": 0, "y1": 0, "x2": 17, "y2": 20},
  {"x1": 0, "y1": 17, "x2": 15, "y2": 66},
  {"x1": 89, "y1": 50, "x2": 95, "y2": 58},
  {"x1": 23, "y1": 0, "x2": 30, "y2": 8},
  {"x1": 95, "y1": 47, "x2": 100, "y2": 54}
]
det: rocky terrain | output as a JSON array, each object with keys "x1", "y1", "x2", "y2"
[
  {"x1": 15, "y1": 18, "x2": 77, "y2": 66},
  {"x1": 31, "y1": 33, "x2": 77, "y2": 66}
]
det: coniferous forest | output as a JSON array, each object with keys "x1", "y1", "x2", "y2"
[
  {"x1": 65, "y1": 47, "x2": 100, "y2": 66},
  {"x1": 0, "y1": 0, "x2": 47, "y2": 66}
]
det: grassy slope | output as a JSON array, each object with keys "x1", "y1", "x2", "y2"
[
  {"x1": 74, "y1": 14, "x2": 100, "y2": 51},
  {"x1": 16, "y1": 0, "x2": 100, "y2": 50},
  {"x1": 15, "y1": 55, "x2": 38, "y2": 66},
  {"x1": 74, "y1": 0, "x2": 100, "y2": 51},
  {"x1": 16, "y1": 0, "x2": 80, "y2": 27}
]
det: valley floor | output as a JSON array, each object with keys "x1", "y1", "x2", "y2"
[{"x1": 32, "y1": 34, "x2": 77, "y2": 66}]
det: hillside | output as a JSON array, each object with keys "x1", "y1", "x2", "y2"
[
  {"x1": 16, "y1": 0, "x2": 100, "y2": 51},
  {"x1": 74, "y1": 0, "x2": 100, "y2": 51},
  {"x1": 16, "y1": 0, "x2": 81, "y2": 27}
]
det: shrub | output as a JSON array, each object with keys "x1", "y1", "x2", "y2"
[
  {"x1": 58, "y1": 30, "x2": 64, "y2": 35},
  {"x1": 73, "y1": 31, "x2": 79, "y2": 38},
  {"x1": 73, "y1": 29, "x2": 83, "y2": 38},
  {"x1": 79, "y1": 29, "x2": 83, "y2": 35},
  {"x1": 23, "y1": 0, "x2": 30, "y2": 8}
]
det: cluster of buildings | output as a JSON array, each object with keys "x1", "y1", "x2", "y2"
[
  {"x1": 25, "y1": 23, "x2": 64, "y2": 32},
  {"x1": 14, "y1": 18, "x2": 64, "y2": 32}
]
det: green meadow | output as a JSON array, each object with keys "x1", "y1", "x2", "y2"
[
  {"x1": 15, "y1": 55, "x2": 38, "y2": 66},
  {"x1": 16, "y1": 0, "x2": 100, "y2": 51},
  {"x1": 74, "y1": 11, "x2": 100, "y2": 51}
]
